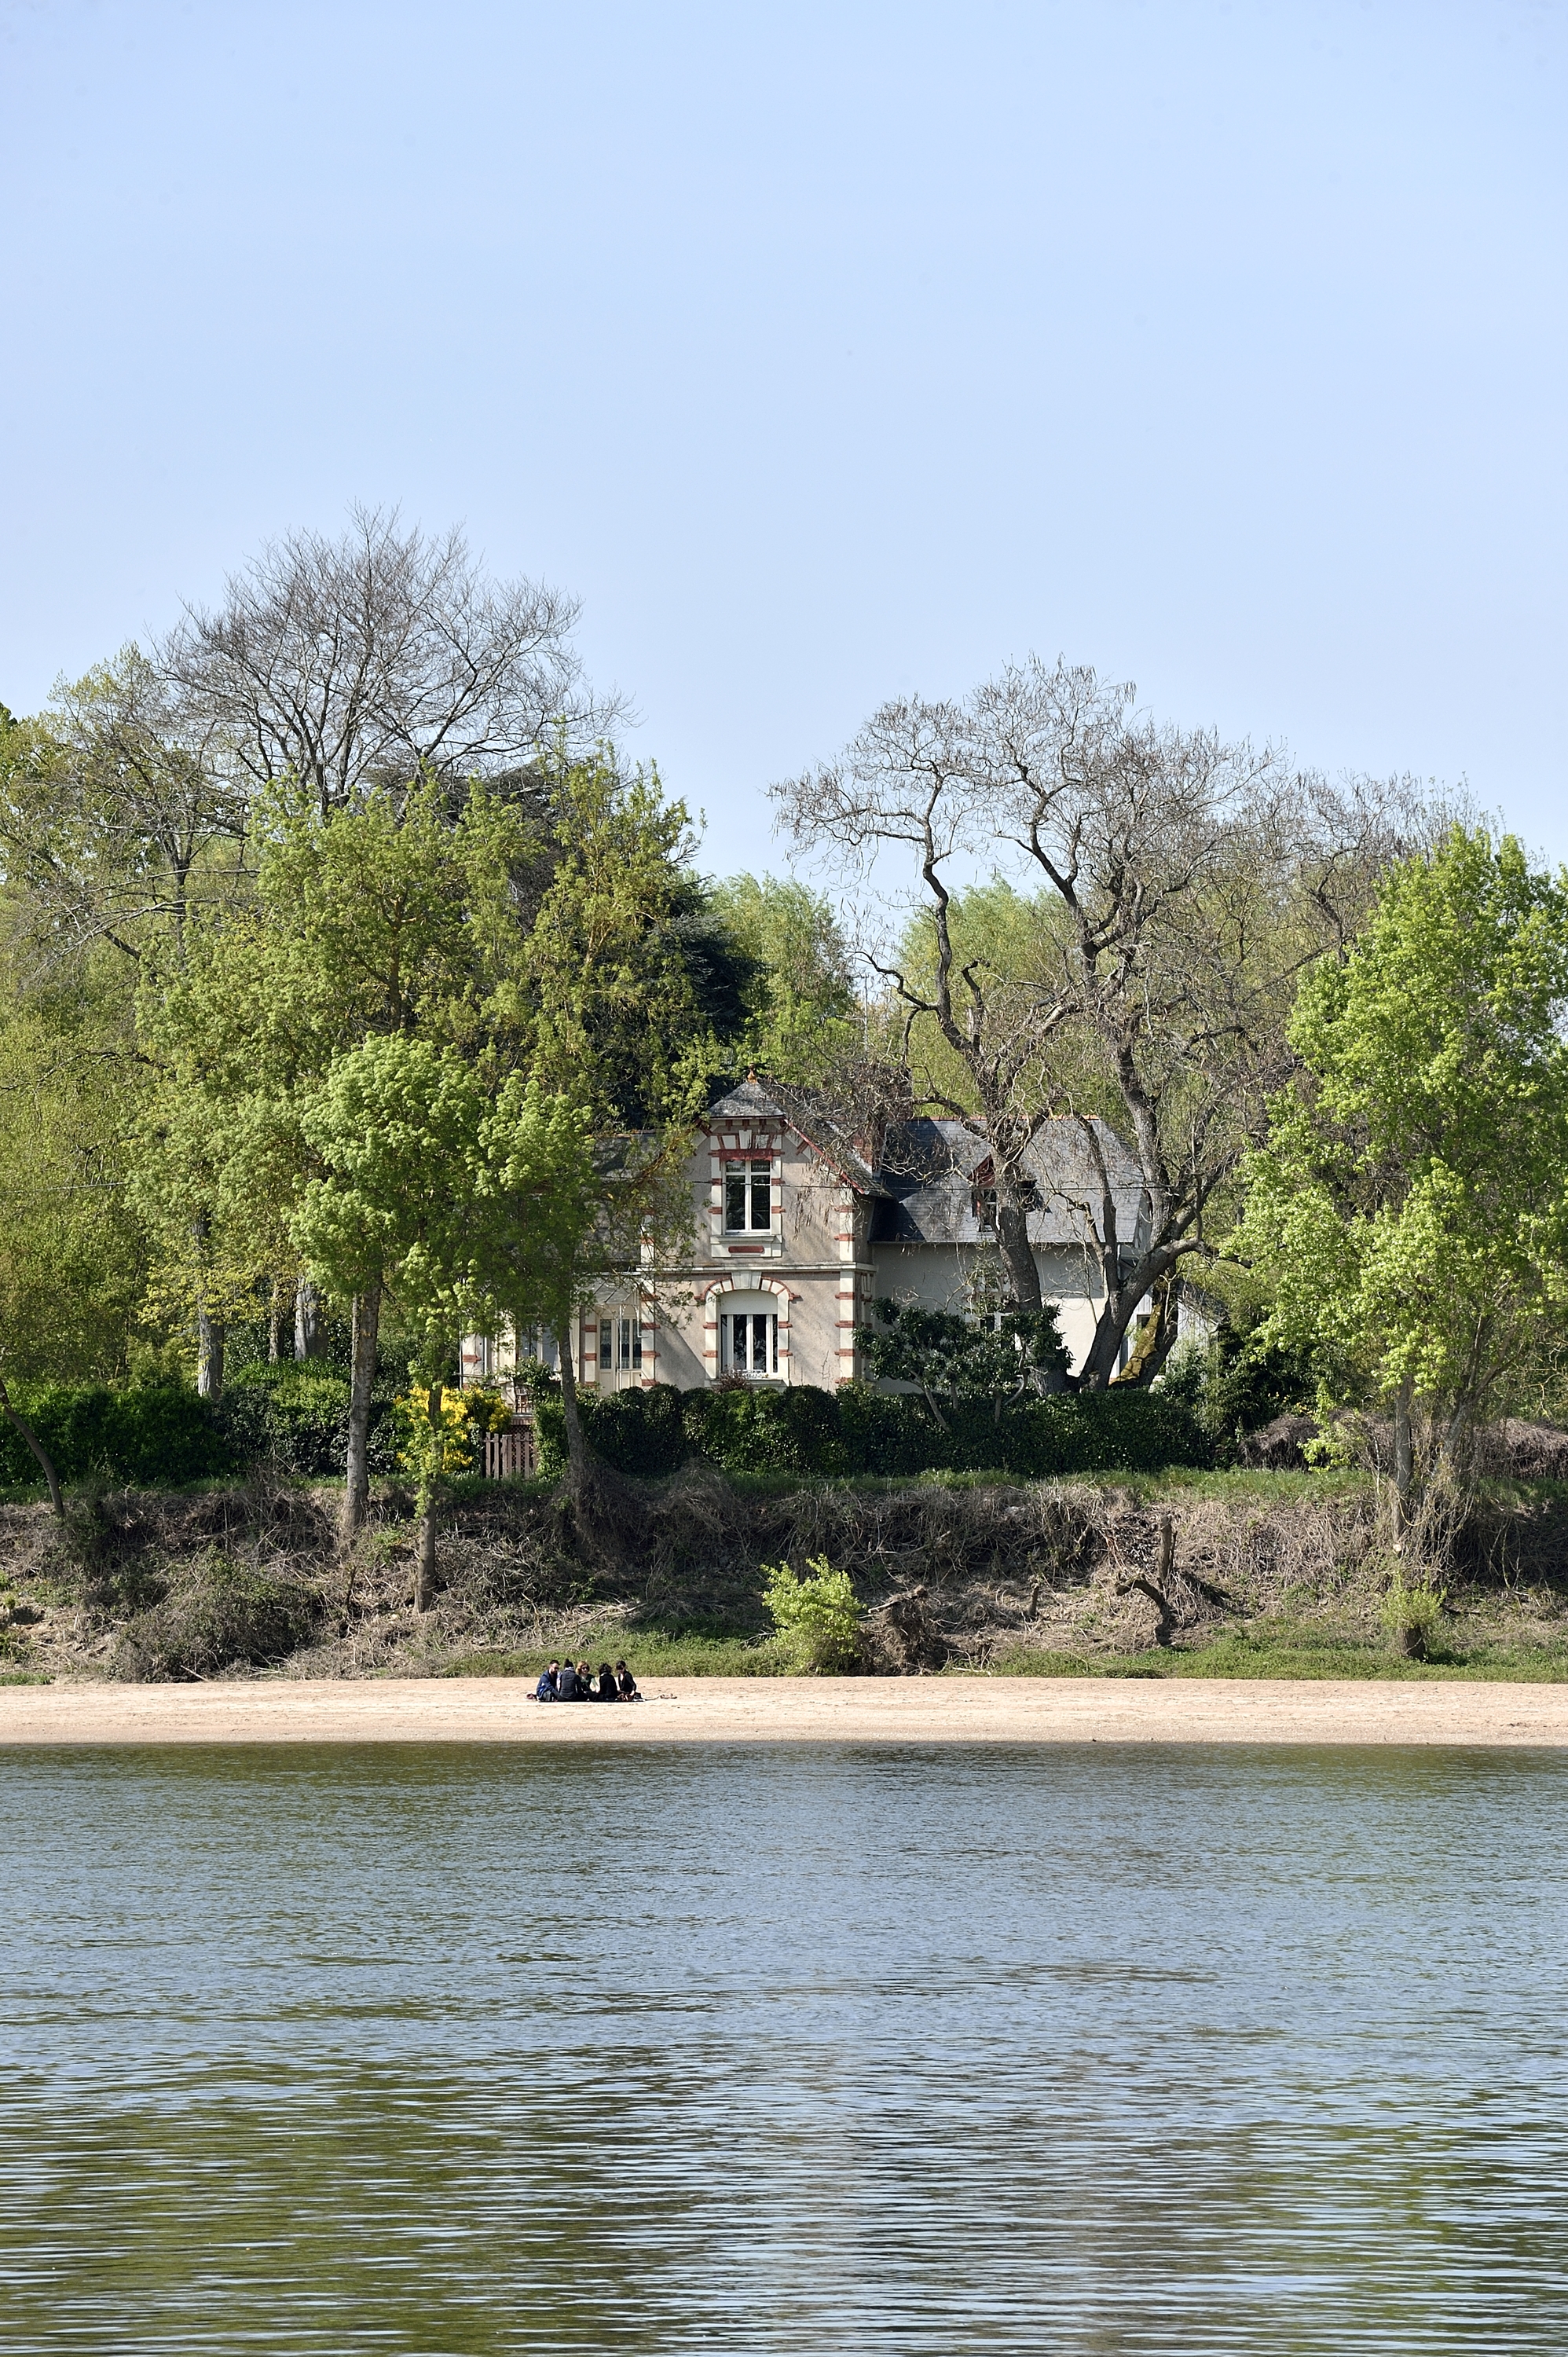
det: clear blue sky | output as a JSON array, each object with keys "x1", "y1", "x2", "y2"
[{"x1": 3, "y1": 0, "x2": 1565, "y2": 875}]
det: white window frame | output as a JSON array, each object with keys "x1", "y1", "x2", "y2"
[
  {"x1": 721, "y1": 1305, "x2": 779, "y2": 1378},
  {"x1": 724, "y1": 1157, "x2": 773, "y2": 1234},
  {"x1": 592, "y1": 1310, "x2": 646, "y2": 1376}
]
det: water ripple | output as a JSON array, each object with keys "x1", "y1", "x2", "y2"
[{"x1": 1, "y1": 1741, "x2": 1565, "y2": 2352}]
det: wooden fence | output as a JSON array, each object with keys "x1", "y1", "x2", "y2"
[{"x1": 482, "y1": 1418, "x2": 537, "y2": 1481}]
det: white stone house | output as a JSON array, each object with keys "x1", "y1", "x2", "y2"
[{"x1": 461, "y1": 1076, "x2": 1156, "y2": 1404}]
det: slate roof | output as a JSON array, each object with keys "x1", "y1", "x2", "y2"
[
  {"x1": 706, "y1": 1079, "x2": 1148, "y2": 1253},
  {"x1": 871, "y1": 1116, "x2": 1148, "y2": 1251}
]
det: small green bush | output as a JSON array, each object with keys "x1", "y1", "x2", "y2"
[
  {"x1": 763, "y1": 1555, "x2": 863, "y2": 1672},
  {"x1": 1380, "y1": 1570, "x2": 1449, "y2": 1660}
]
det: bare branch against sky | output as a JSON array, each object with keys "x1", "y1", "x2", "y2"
[{"x1": 159, "y1": 508, "x2": 622, "y2": 815}]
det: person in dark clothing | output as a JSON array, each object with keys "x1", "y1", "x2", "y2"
[
  {"x1": 593, "y1": 1661, "x2": 618, "y2": 1699},
  {"x1": 574, "y1": 1660, "x2": 594, "y2": 1699},
  {"x1": 555, "y1": 1659, "x2": 579, "y2": 1701},
  {"x1": 531, "y1": 1663, "x2": 558, "y2": 1702},
  {"x1": 615, "y1": 1660, "x2": 640, "y2": 1700}
]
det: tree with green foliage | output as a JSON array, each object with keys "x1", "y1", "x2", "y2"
[
  {"x1": 1236, "y1": 827, "x2": 1568, "y2": 1547},
  {"x1": 0, "y1": 652, "x2": 247, "y2": 972},
  {"x1": 703, "y1": 872, "x2": 860, "y2": 1083},
  {"x1": 291, "y1": 1036, "x2": 493, "y2": 1574},
  {"x1": 468, "y1": 1075, "x2": 606, "y2": 1491},
  {"x1": 144, "y1": 743, "x2": 709, "y2": 1509},
  {"x1": 523, "y1": 751, "x2": 725, "y2": 1124},
  {"x1": 0, "y1": 706, "x2": 159, "y2": 1395},
  {"x1": 0, "y1": 669, "x2": 258, "y2": 1396},
  {"x1": 134, "y1": 769, "x2": 535, "y2": 1418},
  {"x1": 0, "y1": 989, "x2": 149, "y2": 1383}
]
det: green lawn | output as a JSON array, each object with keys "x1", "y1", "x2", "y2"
[
  {"x1": 438, "y1": 1618, "x2": 1568, "y2": 1684},
  {"x1": 987, "y1": 1629, "x2": 1568, "y2": 1681},
  {"x1": 440, "y1": 1628, "x2": 799, "y2": 1679}
]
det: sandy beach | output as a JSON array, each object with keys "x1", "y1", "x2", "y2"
[{"x1": 2, "y1": 1675, "x2": 1566, "y2": 1745}]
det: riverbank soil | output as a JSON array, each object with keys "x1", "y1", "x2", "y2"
[
  {"x1": 5, "y1": 1676, "x2": 1568, "y2": 1744},
  {"x1": 2, "y1": 1463, "x2": 1566, "y2": 1686}
]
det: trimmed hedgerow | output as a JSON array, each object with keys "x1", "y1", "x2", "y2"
[
  {"x1": 835, "y1": 1384, "x2": 1209, "y2": 1478},
  {"x1": 683, "y1": 1384, "x2": 852, "y2": 1476},
  {"x1": 0, "y1": 1381, "x2": 235, "y2": 1490},
  {"x1": 0, "y1": 1365, "x2": 408, "y2": 1494},
  {"x1": 216, "y1": 1368, "x2": 348, "y2": 1476},
  {"x1": 216, "y1": 1365, "x2": 401, "y2": 1479},
  {"x1": 530, "y1": 1377, "x2": 1208, "y2": 1483},
  {"x1": 531, "y1": 1381, "x2": 685, "y2": 1479},
  {"x1": 0, "y1": 1367, "x2": 1208, "y2": 1494}
]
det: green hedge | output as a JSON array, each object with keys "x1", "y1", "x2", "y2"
[
  {"x1": 217, "y1": 1365, "x2": 399, "y2": 1479},
  {"x1": 837, "y1": 1384, "x2": 1210, "y2": 1478},
  {"x1": 0, "y1": 1369, "x2": 1207, "y2": 1496},
  {"x1": 0, "y1": 1366, "x2": 405, "y2": 1493},
  {"x1": 0, "y1": 1382, "x2": 234, "y2": 1489},
  {"x1": 533, "y1": 1380, "x2": 1209, "y2": 1483}
]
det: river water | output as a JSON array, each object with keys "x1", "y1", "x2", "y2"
[{"x1": 2, "y1": 1740, "x2": 1566, "y2": 2354}]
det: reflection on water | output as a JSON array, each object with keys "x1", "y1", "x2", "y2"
[{"x1": 2, "y1": 1740, "x2": 1566, "y2": 2353}]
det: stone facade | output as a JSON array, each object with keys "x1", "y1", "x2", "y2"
[{"x1": 461, "y1": 1076, "x2": 1153, "y2": 1398}]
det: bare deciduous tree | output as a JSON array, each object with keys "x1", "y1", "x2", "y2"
[
  {"x1": 160, "y1": 504, "x2": 618, "y2": 816},
  {"x1": 0, "y1": 648, "x2": 247, "y2": 967},
  {"x1": 774, "y1": 658, "x2": 1416, "y2": 1387}
]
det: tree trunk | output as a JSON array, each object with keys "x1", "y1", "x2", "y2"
[
  {"x1": 1392, "y1": 1377, "x2": 1414, "y2": 1551},
  {"x1": 920, "y1": 1383, "x2": 952, "y2": 1434},
  {"x1": 555, "y1": 1318, "x2": 588, "y2": 1489},
  {"x1": 267, "y1": 1279, "x2": 287, "y2": 1363},
  {"x1": 1077, "y1": 1293, "x2": 1131, "y2": 1390},
  {"x1": 0, "y1": 1373, "x2": 64, "y2": 1518},
  {"x1": 994, "y1": 1188, "x2": 1043, "y2": 1313},
  {"x1": 196, "y1": 1308, "x2": 225, "y2": 1402},
  {"x1": 1078, "y1": 1254, "x2": 1184, "y2": 1391},
  {"x1": 413, "y1": 1505, "x2": 438, "y2": 1611},
  {"x1": 341, "y1": 1279, "x2": 382, "y2": 1544},
  {"x1": 1112, "y1": 1276, "x2": 1180, "y2": 1388},
  {"x1": 413, "y1": 1379, "x2": 442, "y2": 1611},
  {"x1": 295, "y1": 1280, "x2": 324, "y2": 1360}
]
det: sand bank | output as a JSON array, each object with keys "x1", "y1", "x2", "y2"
[{"x1": 2, "y1": 1675, "x2": 1566, "y2": 1745}]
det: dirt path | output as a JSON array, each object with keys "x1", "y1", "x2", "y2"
[{"x1": 3, "y1": 1676, "x2": 1567, "y2": 1744}]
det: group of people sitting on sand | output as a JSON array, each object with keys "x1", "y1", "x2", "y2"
[{"x1": 530, "y1": 1658, "x2": 640, "y2": 1703}]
